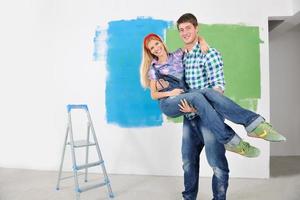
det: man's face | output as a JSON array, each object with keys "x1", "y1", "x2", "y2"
[{"x1": 178, "y1": 22, "x2": 198, "y2": 45}]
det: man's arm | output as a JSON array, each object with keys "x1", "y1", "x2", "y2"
[
  {"x1": 179, "y1": 99, "x2": 197, "y2": 113},
  {"x1": 204, "y1": 48, "x2": 225, "y2": 94}
]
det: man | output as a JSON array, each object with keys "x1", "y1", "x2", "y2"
[
  {"x1": 176, "y1": 13, "x2": 230, "y2": 200},
  {"x1": 176, "y1": 13, "x2": 285, "y2": 200}
]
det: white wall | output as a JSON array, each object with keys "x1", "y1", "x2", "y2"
[
  {"x1": 293, "y1": 0, "x2": 300, "y2": 14},
  {"x1": 266, "y1": 0, "x2": 293, "y2": 17},
  {"x1": 270, "y1": 25, "x2": 300, "y2": 156},
  {"x1": 0, "y1": 0, "x2": 57, "y2": 169},
  {"x1": 0, "y1": 0, "x2": 295, "y2": 178}
]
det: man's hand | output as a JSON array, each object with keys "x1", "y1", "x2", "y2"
[
  {"x1": 178, "y1": 99, "x2": 197, "y2": 113},
  {"x1": 213, "y1": 86, "x2": 224, "y2": 95}
]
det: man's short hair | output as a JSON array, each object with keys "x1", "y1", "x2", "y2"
[{"x1": 177, "y1": 13, "x2": 198, "y2": 30}]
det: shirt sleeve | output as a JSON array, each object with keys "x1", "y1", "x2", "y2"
[
  {"x1": 172, "y1": 48, "x2": 184, "y2": 58},
  {"x1": 148, "y1": 65, "x2": 158, "y2": 80},
  {"x1": 204, "y1": 48, "x2": 226, "y2": 91}
]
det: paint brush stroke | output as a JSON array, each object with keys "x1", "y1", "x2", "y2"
[
  {"x1": 93, "y1": 26, "x2": 108, "y2": 61},
  {"x1": 105, "y1": 18, "x2": 170, "y2": 127}
]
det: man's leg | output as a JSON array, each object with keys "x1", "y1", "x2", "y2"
[
  {"x1": 194, "y1": 88, "x2": 286, "y2": 141},
  {"x1": 199, "y1": 119, "x2": 229, "y2": 200},
  {"x1": 181, "y1": 116, "x2": 203, "y2": 200}
]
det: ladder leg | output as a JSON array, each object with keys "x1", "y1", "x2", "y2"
[
  {"x1": 84, "y1": 122, "x2": 90, "y2": 182},
  {"x1": 68, "y1": 113, "x2": 81, "y2": 199},
  {"x1": 87, "y1": 111, "x2": 114, "y2": 198},
  {"x1": 76, "y1": 192, "x2": 80, "y2": 200},
  {"x1": 102, "y1": 165, "x2": 114, "y2": 198},
  {"x1": 56, "y1": 126, "x2": 69, "y2": 190},
  {"x1": 98, "y1": 144, "x2": 114, "y2": 198}
]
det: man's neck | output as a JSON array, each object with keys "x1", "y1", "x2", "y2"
[{"x1": 185, "y1": 39, "x2": 198, "y2": 52}]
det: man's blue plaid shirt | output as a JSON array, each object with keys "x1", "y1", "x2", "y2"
[
  {"x1": 184, "y1": 43, "x2": 225, "y2": 90},
  {"x1": 184, "y1": 43, "x2": 225, "y2": 119}
]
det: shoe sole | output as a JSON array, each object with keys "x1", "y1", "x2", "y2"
[
  {"x1": 225, "y1": 148, "x2": 260, "y2": 158},
  {"x1": 248, "y1": 132, "x2": 286, "y2": 142}
]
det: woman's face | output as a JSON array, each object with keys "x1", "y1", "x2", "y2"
[{"x1": 147, "y1": 39, "x2": 166, "y2": 58}]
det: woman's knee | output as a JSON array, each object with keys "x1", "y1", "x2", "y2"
[
  {"x1": 202, "y1": 88, "x2": 221, "y2": 98},
  {"x1": 187, "y1": 93, "x2": 207, "y2": 106}
]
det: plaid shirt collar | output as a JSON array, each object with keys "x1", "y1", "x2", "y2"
[{"x1": 184, "y1": 43, "x2": 202, "y2": 55}]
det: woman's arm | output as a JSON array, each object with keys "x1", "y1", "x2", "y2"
[
  {"x1": 198, "y1": 35, "x2": 209, "y2": 53},
  {"x1": 150, "y1": 80, "x2": 184, "y2": 100}
]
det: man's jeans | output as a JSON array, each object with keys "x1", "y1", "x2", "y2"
[
  {"x1": 160, "y1": 88, "x2": 264, "y2": 144},
  {"x1": 182, "y1": 116, "x2": 229, "y2": 200}
]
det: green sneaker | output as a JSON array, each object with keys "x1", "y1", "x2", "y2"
[
  {"x1": 248, "y1": 122, "x2": 286, "y2": 142},
  {"x1": 225, "y1": 141, "x2": 260, "y2": 158}
]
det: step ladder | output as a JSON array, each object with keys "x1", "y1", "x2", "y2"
[{"x1": 56, "y1": 104, "x2": 114, "y2": 200}]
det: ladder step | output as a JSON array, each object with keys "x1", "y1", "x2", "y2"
[
  {"x1": 60, "y1": 172, "x2": 85, "y2": 181},
  {"x1": 78, "y1": 181, "x2": 109, "y2": 193},
  {"x1": 68, "y1": 140, "x2": 96, "y2": 148},
  {"x1": 76, "y1": 161, "x2": 103, "y2": 170},
  {"x1": 67, "y1": 104, "x2": 88, "y2": 112}
]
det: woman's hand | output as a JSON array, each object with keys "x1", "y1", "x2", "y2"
[
  {"x1": 168, "y1": 88, "x2": 184, "y2": 97},
  {"x1": 156, "y1": 79, "x2": 169, "y2": 91},
  {"x1": 178, "y1": 99, "x2": 197, "y2": 113},
  {"x1": 198, "y1": 36, "x2": 209, "y2": 54}
]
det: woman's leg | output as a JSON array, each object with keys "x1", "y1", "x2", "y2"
[
  {"x1": 192, "y1": 88, "x2": 286, "y2": 141},
  {"x1": 160, "y1": 92, "x2": 238, "y2": 144},
  {"x1": 161, "y1": 93, "x2": 260, "y2": 157},
  {"x1": 191, "y1": 88, "x2": 263, "y2": 129}
]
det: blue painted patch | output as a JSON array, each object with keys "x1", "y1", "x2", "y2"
[
  {"x1": 106, "y1": 18, "x2": 170, "y2": 127},
  {"x1": 93, "y1": 26, "x2": 102, "y2": 61}
]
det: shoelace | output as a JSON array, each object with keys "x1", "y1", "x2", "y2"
[
  {"x1": 240, "y1": 142, "x2": 250, "y2": 151},
  {"x1": 262, "y1": 122, "x2": 273, "y2": 133},
  {"x1": 265, "y1": 122, "x2": 272, "y2": 127}
]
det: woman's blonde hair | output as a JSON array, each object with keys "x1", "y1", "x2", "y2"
[{"x1": 140, "y1": 33, "x2": 168, "y2": 88}]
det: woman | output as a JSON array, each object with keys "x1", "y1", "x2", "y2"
[{"x1": 139, "y1": 33, "x2": 286, "y2": 157}]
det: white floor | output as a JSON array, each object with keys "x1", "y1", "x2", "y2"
[{"x1": 0, "y1": 156, "x2": 299, "y2": 200}]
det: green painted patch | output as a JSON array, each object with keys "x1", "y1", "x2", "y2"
[
  {"x1": 166, "y1": 116, "x2": 183, "y2": 123},
  {"x1": 165, "y1": 24, "x2": 261, "y2": 124}
]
